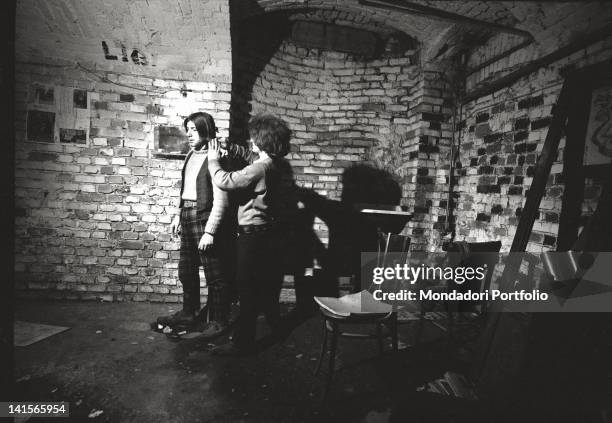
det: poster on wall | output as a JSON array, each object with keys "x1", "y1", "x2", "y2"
[
  {"x1": 155, "y1": 126, "x2": 190, "y2": 156},
  {"x1": 59, "y1": 128, "x2": 87, "y2": 144},
  {"x1": 35, "y1": 86, "x2": 54, "y2": 105},
  {"x1": 583, "y1": 85, "x2": 612, "y2": 166},
  {"x1": 26, "y1": 110, "x2": 55, "y2": 143},
  {"x1": 27, "y1": 84, "x2": 90, "y2": 144},
  {"x1": 73, "y1": 89, "x2": 88, "y2": 109}
]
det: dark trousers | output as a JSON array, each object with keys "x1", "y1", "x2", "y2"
[
  {"x1": 233, "y1": 227, "x2": 283, "y2": 348},
  {"x1": 178, "y1": 208, "x2": 232, "y2": 322}
]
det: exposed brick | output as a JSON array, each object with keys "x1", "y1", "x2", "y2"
[
  {"x1": 545, "y1": 212, "x2": 559, "y2": 223},
  {"x1": 478, "y1": 166, "x2": 494, "y2": 175},
  {"x1": 513, "y1": 131, "x2": 528, "y2": 142},
  {"x1": 531, "y1": 117, "x2": 552, "y2": 130},
  {"x1": 477, "y1": 185, "x2": 500, "y2": 194},
  {"x1": 491, "y1": 104, "x2": 505, "y2": 114},
  {"x1": 486, "y1": 144, "x2": 502, "y2": 154},
  {"x1": 514, "y1": 118, "x2": 530, "y2": 130},
  {"x1": 543, "y1": 235, "x2": 557, "y2": 247},
  {"x1": 418, "y1": 144, "x2": 439, "y2": 154},
  {"x1": 474, "y1": 124, "x2": 490, "y2": 138},
  {"x1": 514, "y1": 143, "x2": 527, "y2": 154},
  {"x1": 28, "y1": 152, "x2": 58, "y2": 161},
  {"x1": 421, "y1": 112, "x2": 444, "y2": 122},
  {"x1": 484, "y1": 133, "x2": 502, "y2": 144},
  {"x1": 475, "y1": 112, "x2": 489, "y2": 123},
  {"x1": 476, "y1": 213, "x2": 491, "y2": 222},
  {"x1": 119, "y1": 240, "x2": 145, "y2": 249},
  {"x1": 518, "y1": 95, "x2": 543, "y2": 109},
  {"x1": 491, "y1": 205, "x2": 503, "y2": 214},
  {"x1": 530, "y1": 233, "x2": 544, "y2": 243},
  {"x1": 17, "y1": 3, "x2": 609, "y2": 302},
  {"x1": 416, "y1": 176, "x2": 434, "y2": 185}
]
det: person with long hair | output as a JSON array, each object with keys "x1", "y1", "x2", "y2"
[{"x1": 155, "y1": 112, "x2": 233, "y2": 339}]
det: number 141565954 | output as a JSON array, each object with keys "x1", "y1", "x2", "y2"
[{"x1": 1, "y1": 402, "x2": 69, "y2": 417}]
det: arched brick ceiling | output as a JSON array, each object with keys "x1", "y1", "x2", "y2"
[
  {"x1": 234, "y1": 0, "x2": 451, "y2": 41},
  {"x1": 232, "y1": 0, "x2": 517, "y2": 62},
  {"x1": 235, "y1": 0, "x2": 612, "y2": 62},
  {"x1": 16, "y1": 0, "x2": 612, "y2": 69}
]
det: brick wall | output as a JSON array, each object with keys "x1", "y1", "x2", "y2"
[
  {"x1": 400, "y1": 65, "x2": 454, "y2": 251},
  {"x1": 466, "y1": 3, "x2": 612, "y2": 91},
  {"x1": 453, "y1": 32, "x2": 612, "y2": 253},
  {"x1": 14, "y1": 0, "x2": 232, "y2": 301},
  {"x1": 14, "y1": 0, "x2": 612, "y2": 301},
  {"x1": 232, "y1": 26, "x2": 425, "y2": 244}
]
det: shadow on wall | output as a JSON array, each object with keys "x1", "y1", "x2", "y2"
[
  {"x1": 295, "y1": 164, "x2": 402, "y2": 294},
  {"x1": 340, "y1": 163, "x2": 402, "y2": 206},
  {"x1": 229, "y1": 1, "x2": 292, "y2": 144}
]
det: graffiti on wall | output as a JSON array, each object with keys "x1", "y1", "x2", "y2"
[
  {"x1": 102, "y1": 41, "x2": 148, "y2": 65},
  {"x1": 584, "y1": 85, "x2": 612, "y2": 166}
]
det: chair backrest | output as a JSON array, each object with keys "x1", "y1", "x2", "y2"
[
  {"x1": 376, "y1": 232, "x2": 411, "y2": 268},
  {"x1": 444, "y1": 241, "x2": 502, "y2": 314},
  {"x1": 371, "y1": 232, "x2": 411, "y2": 295}
]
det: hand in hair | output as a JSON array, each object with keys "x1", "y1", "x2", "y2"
[
  {"x1": 208, "y1": 138, "x2": 228, "y2": 159},
  {"x1": 208, "y1": 138, "x2": 220, "y2": 160}
]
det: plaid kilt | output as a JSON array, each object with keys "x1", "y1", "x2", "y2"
[{"x1": 178, "y1": 207, "x2": 232, "y2": 322}]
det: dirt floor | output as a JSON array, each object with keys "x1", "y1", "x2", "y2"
[{"x1": 12, "y1": 300, "x2": 496, "y2": 422}]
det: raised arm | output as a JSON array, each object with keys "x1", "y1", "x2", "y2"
[
  {"x1": 226, "y1": 142, "x2": 255, "y2": 163},
  {"x1": 208, "y1": 156, "x2": 264, "y2": 191}
]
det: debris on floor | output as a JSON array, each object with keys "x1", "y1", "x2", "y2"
[{"x1": 88, "y1": 409, "x2": 104, "y2": 418}]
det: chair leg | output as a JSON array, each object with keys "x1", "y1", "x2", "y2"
[
  {"x1": 447, "y1": 309, "x2": 455, "y2": 348},
  {"x1": 323, "y1": 321, "x2": 339, "y2": 399},
  {"x1": 415, "y1": 311, "x2": 426, "y2": 345},
  {"x1": 376, "y1": 323, "x2": 384, "y2": 356},
  {"x1": 390, "y1": 315, "x2": 398, "y2": 351},
  {"x1": 314, "y1": 317, "x2": 328, "y2": 375}
]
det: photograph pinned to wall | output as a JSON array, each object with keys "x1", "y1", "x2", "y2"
[
  {"x1": 154, "y1": 125, "x2": 189, "y2": 157},
  {"x1": 57, "y1": 86, "x2": 91, "y2": 145},
  {"x1": 35, "y1": 86, "x2": 54, "y2": 105},
  {"x1": 59, "y1": 128, "x2": 87, "y2": 144},
  {"x1": 27, "y1": 110, "x2": 55, "y2": 143},
  {"x1": 583, "y1": 85, "x2": 612, "y2": 166},
  {"x1": 73, "y1": 89, "x2": 88, "y2": 109}
]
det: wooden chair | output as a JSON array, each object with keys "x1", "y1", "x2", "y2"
[
  {"x1": 314, "y1": 232, "x2": 410, "y2": 398},
  {"x1": 415, "y1": 241, "x2": 502, "y2": 346}
]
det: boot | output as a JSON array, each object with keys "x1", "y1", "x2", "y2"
[{"x1": 155, "y1": 308, "x2": 197, "y2": 329}]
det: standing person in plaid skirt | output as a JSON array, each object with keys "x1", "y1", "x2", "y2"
[
  {"x1": 206, "y1": 113, "x2": 292, "y2": 356},
  {"x1": 155, "y1": 111, "x2": 234, "y2": 339}
]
